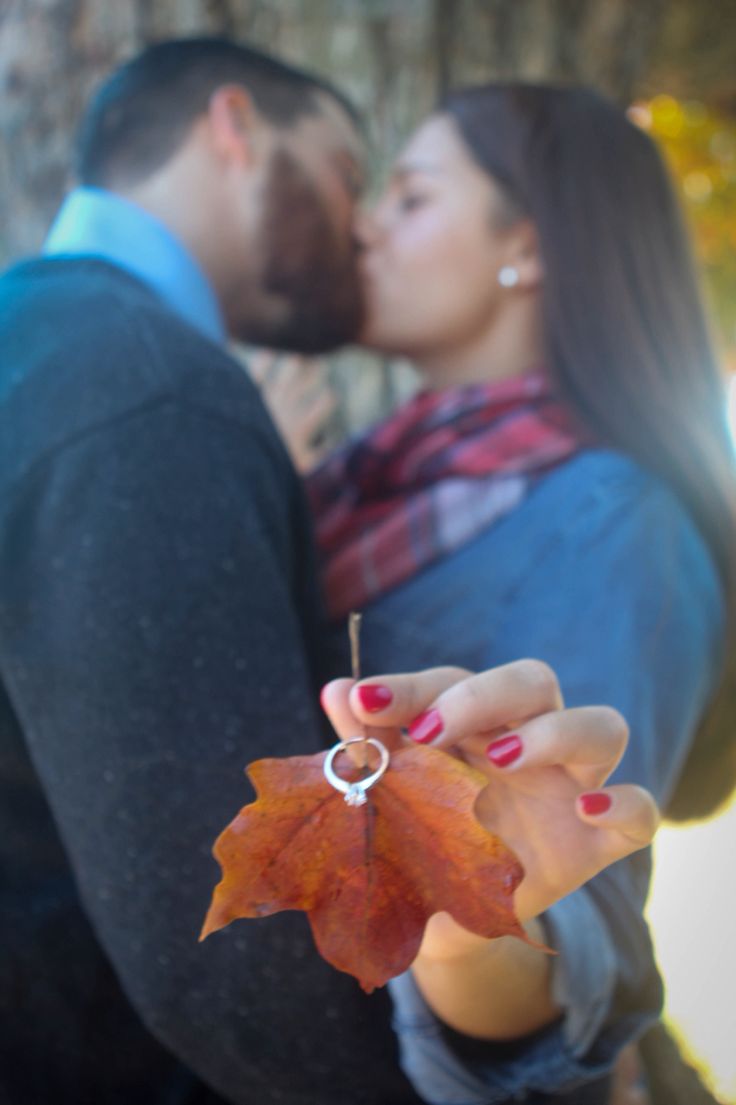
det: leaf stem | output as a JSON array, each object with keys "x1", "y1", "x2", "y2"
[
  {"x1": 348, "y1": 611, "x2": 369, "y2": 767},
  {"x1": 349, "y1": 611, "x2": 362, "y2": 682}
]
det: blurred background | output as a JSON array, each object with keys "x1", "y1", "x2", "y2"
[
  {"x1": 1, "y1": 1, "x2": 734, "y2": 1099},
  {"x1": 2, "y1": 0, "x2": 735, "y2": 422}
]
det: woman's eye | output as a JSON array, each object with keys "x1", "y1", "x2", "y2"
[{"x1": 398, "y1": 193, "x2": 427, "y2": 213}]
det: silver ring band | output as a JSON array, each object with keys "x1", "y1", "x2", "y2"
[{"x1": 323, "y1": 736, "x2": 390, "y2": 807}]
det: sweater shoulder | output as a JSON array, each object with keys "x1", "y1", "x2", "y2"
[
  {"x1": 532, "y1": 447, "x2": 666, "y2": 511},
  {"x1": 530, "y1": 448, "x2": 717, "y2": 580},
  {"x1": 0, "y1": 257, "x2": 276, "y2": 487}
]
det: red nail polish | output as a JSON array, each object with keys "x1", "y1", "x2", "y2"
[
  {"x1": 357, "y1": 684, "x2": 394, "y2": 713},
  {"x1": 486, "y1": 734, "x2": 522, "y2": 768},
  {"x1": 580, "y1": 792, "x2": 612, "y2": 816},
  {"x1": 408, "y1": 708, "x2": 443, "y2": 744}
]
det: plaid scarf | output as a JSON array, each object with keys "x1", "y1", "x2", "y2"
[{"x1": 307, "y1": 371, "x2": 583, "y2": 620}]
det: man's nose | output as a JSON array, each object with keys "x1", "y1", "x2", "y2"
[{"x1": 353, "y1": 207, "x2": 380, "y2": 251}]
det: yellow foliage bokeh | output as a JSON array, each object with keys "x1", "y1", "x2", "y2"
[{"x1": 632, "y1": 96, "x2": 736, "y2": 369}]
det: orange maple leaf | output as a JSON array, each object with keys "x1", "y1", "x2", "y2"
[{"x1": 201, "y1": 743, "x2": 526, "y2": 992}]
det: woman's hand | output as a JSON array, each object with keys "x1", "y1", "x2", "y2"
[
  {"x1": 321, "y1": 660, "x2": 659, "y2": 1039},
  {"x1": 248, "y1": 350, "x2": 337, "y2": 473}
]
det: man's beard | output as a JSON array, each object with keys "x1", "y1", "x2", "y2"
[{"x1": 236, "y1": 149, "x2": 365, "y2": 354}]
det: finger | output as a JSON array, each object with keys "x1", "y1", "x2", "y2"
[
  {"x1": 349, "y1": 660, "x2": 563, "y2": 749},
  {"x1": 295, "y1": 357, "x2": 329, "y2": 390},
  {"x1": 272, "y1": 354, "x2": 306, "y2": 391},
  {"x1": 248, "y1": 349, "x2": 279, "y2": 386},
  {"x1": 264, "y1": 356, "x2": 302, "y2": 400},
  {"x1": 267, "y1": 361, "x2": 331, "y2": 413},
  {"x1": 320, "y1": 678, "x2": 360, "y2": 741},
  {"x1": 299, "y1": 440, "x2": 336, "y2": 473},
  {"x1": 289, "y1": 391, "x2": 338, "y2": 473},
  {"x1": 263, "y1": 354, "x2": 322, "y2": 401},
  {"x1": 320, "y1": 679, "x2": 404, "y2": 759},
  {"x1": 288, "y1": 366, "x2": 335, "y2": 412},
  {"x1": 347, "y1": 667, "x2": 470, "y2": 729},
  {"x1": 299, "y1": 385, "x2": 338, "y2": 438},
  {"x1": 481, "y1": 706, "x2": 628, "y2": 789},
  {"x1": 577, "y1": 784, "x2": 660, "y2": 857}
]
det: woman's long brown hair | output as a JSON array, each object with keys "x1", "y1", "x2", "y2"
[{"x1": 441, "y1": 84, "x2": 736, "y2": 821}]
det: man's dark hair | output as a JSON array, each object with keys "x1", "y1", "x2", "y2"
[{"x1": 76, "y1": 36, "x2": 361, "y2": 188}]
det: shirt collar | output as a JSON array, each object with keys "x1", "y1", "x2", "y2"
[{"x1": 43, "y1": 186, "x2": 227, "y2": 346}]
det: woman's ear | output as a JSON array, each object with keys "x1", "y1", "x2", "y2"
[
  {"x1": 207, "y1": 84, "x2": 259, "y2": 167},
  {"x1": 508, "y1": 219, "x2": 544, "y2": 290}
]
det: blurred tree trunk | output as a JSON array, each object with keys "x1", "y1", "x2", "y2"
[
  {"x1": 8, "y1": 0, "x2": 733, "y2": 269},
  {"x1": 0, "y1": 0, "x2": 731, "y2": 427}
]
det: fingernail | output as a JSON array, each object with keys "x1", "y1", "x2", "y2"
[
  {"x1": 408, "y1": 708, "x2": 444, "y2": 744},
  {"x1": 486, "y1": 734, "x2": 523, "y2": 768},
  {"x1": 580, "y1": 792, "x2": 612, "y2": 816},
  {"x1": 357, "y1": 683, "x2": 394, "y2": 713}
]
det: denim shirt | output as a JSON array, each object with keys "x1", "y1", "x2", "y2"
[{"x1": 351, "y1": 448, "x2": 725, "y2": 1104}]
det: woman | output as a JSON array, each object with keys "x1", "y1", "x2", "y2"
[{"x1": 302, "y1": 85, "x2": 735, "y2": 1104}]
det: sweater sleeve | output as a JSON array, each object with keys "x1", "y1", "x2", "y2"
[
  {"x1": 0, "y1": 398, "x2": 390, "y2": 1104},
  {"x1": 385, "y1": 459, "x2": 725, "y2": 1103}
]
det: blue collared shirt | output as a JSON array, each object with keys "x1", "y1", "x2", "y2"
[{"x1": 44, "y1": 186, "x2": 226, "y2": 346}]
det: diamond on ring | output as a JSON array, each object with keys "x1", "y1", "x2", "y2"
[
  {"x1": 323, "y1": 736, "x2": 390, "y2": 807},
  {"x1": 345, "y1": 784, "x2": 368, "y2": 807}
]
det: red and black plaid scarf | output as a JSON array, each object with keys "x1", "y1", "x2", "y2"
[{"x1": 307, "y1": 371, "x2": 583, "y2": 620}]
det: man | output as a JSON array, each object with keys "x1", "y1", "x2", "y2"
[
  {"x1": 0, "y1": 37, "x2": 655, "y2": 1105},
  {"x1": 0, "y1": 37, "x2": 424, "y2": 1105}
]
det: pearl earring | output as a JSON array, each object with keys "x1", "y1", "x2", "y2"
[{"x1": 498, "y1": 266, "x2": 519, "y2": 288}]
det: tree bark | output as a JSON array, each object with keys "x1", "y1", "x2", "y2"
[{"x1": 1, "y1": 0, "x2": 727, "y2": 268}]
